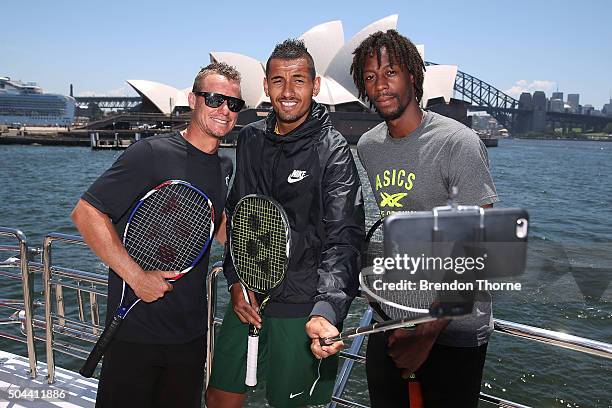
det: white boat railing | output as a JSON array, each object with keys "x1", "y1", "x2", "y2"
[
  {"x1": 0, "y1": 227, "x2": 610, "y2": 407},
  {"x1": 0, "y1": 227, "x2": 38, "y2": 378},
  {"x1": 42, "y1": 232, "x2": 104, "y2": 383}
]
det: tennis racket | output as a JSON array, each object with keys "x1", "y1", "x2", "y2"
[
  {"x1": 229, "y1": 195, "x2": 290, "y2": 386},
  {"x1": 79, "y1": 180, "x2": 215, "y2": 378},
  {"x1": 321, "y1": 218, "x2": 471, "y2": 344},
  {"x1": 321, "y1": 219, "x2": 444, "y2": 408}
]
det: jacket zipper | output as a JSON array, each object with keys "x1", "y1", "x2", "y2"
[{"x1": 271, "y1": 140, "x2": 284, "y2": 198}]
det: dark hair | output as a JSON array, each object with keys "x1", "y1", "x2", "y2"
[
  {"x1": 266, "y1": 39, "x2": 316, "y2": 79},
  {"x1": 350, "y1": 30, "x2": 425, "y2": 103},
  {"x1": 192, "y1": 62, "x2": 241, "y2": 91}
]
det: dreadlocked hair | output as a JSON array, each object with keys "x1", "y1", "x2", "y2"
[{"x1": 350, "y1": 30, "x2": 425, "y2": 103}]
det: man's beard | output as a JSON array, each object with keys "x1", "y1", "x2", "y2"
[
  {"x1": 275, "y1": 100, "x2": 311, "y2": 124},
  {"x1": 276, "y1": 110, "x2": 305, "y2": 123},
  {"x1": 374, "y1": 94, "x2": 408, "y2": 121}
]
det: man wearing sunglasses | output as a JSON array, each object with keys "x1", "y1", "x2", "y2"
[
  {"x1": 206, "y1": 39, "x2": 365, "y2": 408},
  {"x1": 192, "y1": 91, "x2": 245, "y2": 114},
  {"x1": 71, "y1": 62, "x2": 243, "y2": 408}
]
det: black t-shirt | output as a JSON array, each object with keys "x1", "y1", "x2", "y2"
[{"x1": 82, "y1": 132, "x2": 232, "y2": 344}]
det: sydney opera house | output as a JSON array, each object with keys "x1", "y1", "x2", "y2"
[{"x1": 126, "y1": 15, "x2": 462, "y2": 143}]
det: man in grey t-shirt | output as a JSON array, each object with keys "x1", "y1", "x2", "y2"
[{"x1": 350, "y1": 30, "x2": 498, "y2": 407}]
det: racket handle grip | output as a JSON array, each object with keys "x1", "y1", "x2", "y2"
[
  {"x1": 245, "y1": 334, "x2": 259, "y2": 386},
  {"x1": 79, "y1": 315, "x2": 123, "y2": 378},
  {"x1": 319, "y1": 336, "x2": 338, "y2": 346}
]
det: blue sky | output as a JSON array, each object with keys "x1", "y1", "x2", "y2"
[{"x1": 3, "y1": 0, "x2": 611, "y2": 108}]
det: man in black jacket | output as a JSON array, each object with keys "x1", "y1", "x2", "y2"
[{"x1": 206, "y1": 39, "x2": 365, "y2": 408}]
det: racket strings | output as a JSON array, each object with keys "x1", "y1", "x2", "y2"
[
  {"x1": 362, "y1": 221, "x2": 436, "y2": 319},
  {"x1": 233, "y1": 197, "x2": 287, "y2": 292},
  {"x1": 125, "y1": 184, "x2": 213, "y2": 271},
  {"x1": 128, "y1": 188, "x2": 204, "y2": 264}
]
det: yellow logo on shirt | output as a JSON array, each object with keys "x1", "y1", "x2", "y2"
[
  {"x1": 380, "y1": 192, "x2": 407, "y2": 208},
  {"x1": 374, "y1": 168, "x2": 416, "y2": 210},
  {"x1": 375, "y1": 169, "x2": 416, "y2": 192}
]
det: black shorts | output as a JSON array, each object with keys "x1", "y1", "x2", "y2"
[
  {"x1": 95, "y1": 336, "x2": 206, "y2": 408},
  {"x1": 366, "y1": 331, "x2": 488, "y2": 408}
]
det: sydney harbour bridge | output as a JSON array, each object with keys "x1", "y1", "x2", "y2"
[{"x1": 428, "y1": 62, "x2": 610, "y2": 133}]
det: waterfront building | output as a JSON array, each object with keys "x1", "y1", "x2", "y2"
[
  {"x1": 549, "y1": 98, "x2": 564, "y2": 113},
  {"x1": 516, "y1": 92, "x2": 534, "y2": 133},
  {"x1": 519, "y1": 93, "x2": 533, "y2": 110},
  {"x1": 567, "y1": 93, "x2": 580, "y2": 113},
  {"x1": 532, "y1": 91, "x2": 547, "y2": 132},
  {"x1": 551, "y1": 91, "x2": 563, "y2": 100},
  {"x1": 0, "y1": 77, "x2": 75, "y2": 126},
  {"x1": 602, "y1": 99, "x2": 612, "y2": 117},
  {"x1": 582, "y1": 104, "x2": 595, "y2": 115}
]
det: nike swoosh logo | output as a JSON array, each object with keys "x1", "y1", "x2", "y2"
[
  {"x1": 287, "y1": 174, "x2": 309, "y2": 184},
  {"x1": 289, "y1": 391, "x2": 304, "y2": 399}
]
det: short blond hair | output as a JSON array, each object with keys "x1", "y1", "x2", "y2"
[{"x1": 192, "y1": 62, "x2": 241, "y2": 91}]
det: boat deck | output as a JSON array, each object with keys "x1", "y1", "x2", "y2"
[{"x1": 0, "y1": 351, "x2": 97, "y2": 407}]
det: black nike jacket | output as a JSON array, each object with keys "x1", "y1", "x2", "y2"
[{"x1": 223, "y1": 101, "x2": 365, "y2": 326}]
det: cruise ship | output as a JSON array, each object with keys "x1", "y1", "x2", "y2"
[{"x1": 0, "y1": 77, "x2": 75, "y2": 126}]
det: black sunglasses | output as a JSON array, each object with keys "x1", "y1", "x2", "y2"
[{"x1": 192, "y1": 91, "x2": 245, "y2": 112}]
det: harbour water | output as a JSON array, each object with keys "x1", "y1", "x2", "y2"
[{"x1": 0, "y1": 138, "x2": 610, "y2": 407}]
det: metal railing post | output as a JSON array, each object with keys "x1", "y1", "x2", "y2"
[
  {"x1": 43, "y1": 235, "x2": 56, "y2": 383},
  {"x1": 18, "y1": 230, "x2": 37, "y2": 379},
  {"x1": 42, "y1": 232, "x2": 88, "y2": 384},
  {"x1": 0, "y1": 227, "x2": 37, "y2": 378},
  {"x1": 329, "y1": 308, "x2": 372, "y2": 408}
]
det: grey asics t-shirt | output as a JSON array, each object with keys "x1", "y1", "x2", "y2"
[{"x1": 357, "y1": 111, "x2": 499, "y2": 347}]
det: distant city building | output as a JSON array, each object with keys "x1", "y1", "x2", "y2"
[
  {"x1": 551, "y1": 91, "x2": 563, "y2": 101},
  {"x1": 471, "y1": 113, "x2": 507, "y2": 136},
  {"x1": 516, "y1": 92, "x2": 534, "y2": 133},
  {"x1": 582, "y1": 104, "x2": 594, "y2": 115},
  {"x1": 508, "y1": 90, "x2": 607, "y2": 134},
  {"x1": 532, "y1": 91, "x2": 547, "y2": 131},
  {"x1": 567, "y1": 93, "x2": 580, "y2": 113},
  {"x1": 532, "y1": 92, "x2": 546, "y2": 110},
  {"x1": 549, "y1": 98, "x2": 564, "y2": 112},
  {"x1": 519, "y1": 92, "x2": 533, "y2": 110},
  {"x1": 603, "y1": 99, "x2": 612, "y2": 117}
]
